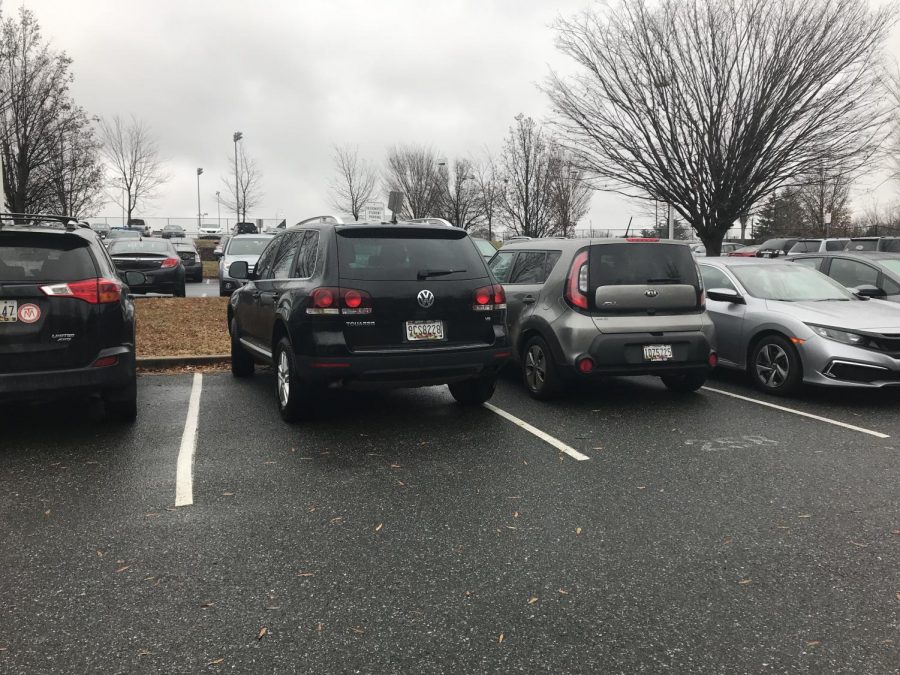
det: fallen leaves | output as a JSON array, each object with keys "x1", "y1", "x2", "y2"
[
  {"x1": 636, "y1": 486, "x2": 647, "y2": 490},
  {"x1": 497, "y1": 633, "x2": 505, "y2": 644},
  {"x1": 805, "y1": 640, "x2": 821, "y2": 647},
  {"x1": 527, "y1": 596, "x2": 539, "y2": 605},
  {"x1": 208, "y1": 658, "x2": 224, "y2": 666},
  {"x1": 96, "y1": 549, "x2": 105, "y2": 558},
  {"x1": 892, "y1": 529, "x2": 900, "y2": 536},
  {"x1": 222, "y1": 492, "x2": 234, "y2": 497},
  {"x1": 575, "y1": 527, "x2": 583, "y2": 536},
  {"x1": 895, "y1": 592, "x2": 900, "y2": 603},
  {"x1": 199, "y1": 602, "x2": 215, "y2": 609},
  {"x1": 351, "y1": 626, "x2": 365, "y2": 635},
  {"x1": 798, "y1": 514, "x2": 812, "y2": 519},
  {"x1": 257, "y1": 627, "x2": 268, "y2": 640},
  {"x1": 329, "y1": 517, "x2": 345, "y2": 525},
  {"x1": 115, "y1": 565, "x2": 131, "y2": 574},
  {"x1": 738, "y1": 578, "x2": 752, "y2": 585},
  {"x1": 137, "y1": 649, "x2": 151, "y2": 657},
  {"x1": 296, "y1": 571, "x2": 316, "y2": 577},
  {"x1": 43, "y1": 509, "x2": 51, "y2": 518},
  {"x1": 850, "y1": 541, "x2": 868, "y2": 548},
  {"x1": 145, "y1": 512, "x2": 159, "y2": 518},
  {"x1": 374, "y1": 523, "x2": 384, "y2": 533},
  {"x1": 559, "y1": 588, "x2": 569, "y2": 595},
  {"x1": 135, "y1": 297, "x2": 230, "y2": 357},
  {"x1": 723, "y1": 538, "x2": 733, "y2": 545}
]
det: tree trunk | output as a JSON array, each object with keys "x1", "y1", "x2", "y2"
[{"x1": 699, "y1": 231, "x2": 724, "y2": 257}]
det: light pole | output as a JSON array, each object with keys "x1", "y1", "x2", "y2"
[
  {"x1": 232, "y1": 131, "x2": 243, "y2": 224},
  {"x1": 196, "y1": 167, "x2": 203, "y2": 232},
  {"x1": 215, "y1": 191, "x2": 221, "y2": 229}
]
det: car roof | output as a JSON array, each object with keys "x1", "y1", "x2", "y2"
[
  {"x1": 230, "y1": 233, "x2": 274, "y2": 238},
  {"x1": 699, "y1": 257, "x2": 784, "y2": 268},
  {"x1": 500, "y1": 237, "x2": 692, "y2": 251},
  {"x1": 789, "y1": 251, "x2": 900, "y2": 261}
]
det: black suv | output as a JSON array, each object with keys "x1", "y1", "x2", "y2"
[
  {"x1": 227, "y1": 221, "x2": 510, "y2": 421},
  {"x1": 0, "y1": 215, "x2": 145, "y2": 421}
]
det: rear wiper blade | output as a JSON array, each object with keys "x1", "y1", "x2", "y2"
[{"x1": 417, "y1": 269, "x2": 466, "y2": 280}]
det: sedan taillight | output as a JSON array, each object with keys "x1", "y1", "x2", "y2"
[{"x1": 161, "y1": 257, "x2": 180, "y2": 269}]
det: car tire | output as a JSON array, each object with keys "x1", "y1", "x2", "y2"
[
  {"x1": 174, "y1": 282, "x2": 186, "y2": 297},
  {"x1": 449, "y1": 374, "x2": 497, "y2": 406},
  {"x1": 104, "y1": 375, "x2": 137, "y2": 423},
  {"x1": 219, "y1": 285, "x2": 229, "y2": 297},
  {"x1": 522, "y1": 335, "x2": 563, "y2": 400},
  {"x1": 661, "y1": 371, "x2": 707, "y2": 393},
  {"x1": 230, "y1": 319, "x2": 255, "y2": 378},
  {"x1": 274, "y1": 337, "x2": 314, "y2": 423},
  {"x1": 749, "y1": 335, "x2": 802, "y2": 396}
]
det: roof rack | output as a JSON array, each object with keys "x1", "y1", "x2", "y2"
[
  {"x1": 297, "y1": 214, "x2": 344, "y2": 226},
  {"x1": 0, "y1": 212, "x2": 89, "y2": 231}
]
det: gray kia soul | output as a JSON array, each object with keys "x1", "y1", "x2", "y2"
[{"x1": 490, "y1": 237, "x2": 717, "y2": 398}]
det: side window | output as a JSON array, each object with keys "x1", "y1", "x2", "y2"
[
  {"x1": 826, "y1": 240, "x2": 847, "y2": 251},
  {"x1": 254, "y1": 236, "x2": 282, "y2": 280},
  {"x1": 489, "y1": 251, "x2": 516, "y2": 283},
  {"x1": 509, "y1": 251, "x2": 549, "y2": 284},
  {"x1": 828, "y1": 258, "x2": 878, "y2": 288},
  {"x1": 699, "y1": 266, "x2": 737, "y2": 292},
  {"x1": 792, "y1": 257, "x2": 822, "y2": 271},
  {"x1": 879, "y1": 274, "x2": 900, "y2": 296},
  {"x1": 272, "y1": 232, "x2": 302, "y2": 278},
  {"x1": 294, "y1": 230, "x2": 319, "y2": 278}
]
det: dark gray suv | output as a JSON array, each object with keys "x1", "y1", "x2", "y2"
[{"x1": 490, "y1": 237, "x2": 717, "y2": 398}]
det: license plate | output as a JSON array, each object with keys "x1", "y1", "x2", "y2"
[
  {"x1": 405, "y1": 320, "x2": 444, "y2": 341},
  {"x1": 643, "y1": 344, "x2": 673, "y2": 361},
  {"x1": 0, "y1": 300, "x2": 17, "y2": 323}
]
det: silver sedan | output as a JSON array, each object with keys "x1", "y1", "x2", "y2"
[{"x1": 699, "y1": 258, "x2": 900, "y2": 394}]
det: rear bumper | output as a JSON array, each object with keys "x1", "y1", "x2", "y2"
[
  {"x1": 0, "y1": 346, "x2": 135, "y2": 403},
  {"x1": 581, "y1": 330, "x2": 714, "y2": 376},
  {"x1": 297, "y1": 345, "x2": 511, "y2": 389},
  {"x1": 124, "y1": 267, "x2": 182, "y2": 294}
]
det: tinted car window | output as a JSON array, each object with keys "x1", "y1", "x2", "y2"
[
  {"x1": 789, "y1": 241, "x2": 820, "y2": 253},
  {"x1": 489, "y1": 251, "x2": 516, "y2": 283},
  {"x1": 791, "y1": 257, "x2": 822, "y2": 270},
  {"x1": 589, "y1": 243, "x2": 699, "y2": 288},
  {"x1": 295, "y1": 231, "x2": 319, "y2": 278},
  {"x1": 510, "y1": 252, "x2": 547, "y2": 284},
  {"x1": 0, "y1": 235, "x2": 96, "y2": 281},
  {"x1": 699, "y1": 265, "x2": 736, "y2": 292},
  {"x1": 825, "y1": 239, "x2": 848, "y2": 251},
  {"x1": 336, "y1": 230, "x2": 486, "y2": 281},
  {"x1": 828, "y1": 258, "x2": 878, "y2": 288},
  {"x1": 881, "y1": 274, "x2": 900, "y2": 296},
  {"x1": 226, "y1": 237, "x2": 272, "y2": 255},
  {"x1": 272, "y1": 232, "x2": 302, "y2": 278},
  {"x1": 253, "y1": 237, "x2": 282, "y2": 280},
  {"x1": 879, "y1": 239, "x2": 900, "y2": 253},
  {"x1": 846, "y1": 240, "x2": 877, "y2": 251}
]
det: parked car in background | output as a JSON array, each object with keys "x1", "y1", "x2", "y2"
[
  {"x1": 160, "y1": 224, "x2": 186, "y2": 239},
  {"x1": 843, "y1": 236, "x2": 900, "y2": 253},
  {"x1": 170, "y1": 238, "x2": 203, "y2": 282},
  {"x1": 690, "y1": 242, "x2": 742, "y2": 256},
  {"x1": 104, "y1": 228, "x2": 142, "y2": 247},
  {"x1": 788, "y1": 252, "x2": 900, "y2": 302},
  {"x1": 0, "y1": 215, "x2": 143, "y2": 421},
  {"x1": 217, "y1": 233, "x2": 274, "y2": 296},
  {"x1": 472, "y1": 238, "x2": 497, "y2": 261},
  {"x1": 756, "y1": 238, "x2": 799, "y2": 258},
  {"x1": 491, "y1": 237, "x2": 716, "y2": 398},
  {"x1": 213, "y1": 235, "x2": 231, "y2": 258},
  {"x1": 788, "y1": 238, "x2": 850, "y2": 254},
  {"x1": 89, "y1": 222, "x2": 111, "y2": 239},
  {"x1": 232, "y1": 222, "x2": 258, "y2": 235},
  {"x1": 198, "y1": 224, "x2": 223, "y2": 237},
  {"x1": 107, "y1": 238, "x2": 186, "y2": 296},
  {"x1": 727, "y1": 245, "x2": 760, "y2": 257},
  {"x1": 699, "y1": 257, "x2": 900, "y2": 394},
  {"x1": 226, "y1": 221, "x2": 509, "y2": 421},
  {"x1": 127, "y1": 218, "x2": 152, "y2": 237}
]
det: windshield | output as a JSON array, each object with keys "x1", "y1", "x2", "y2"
[
  {"x1": 108, "y1": 240, "x2": 173, "y2": 255},
  {"x1": 226, "y1": 237, "x2": 272, "y2": 255},
  {"x1": 732, "y1": 264, "x2": 856, "y2": 301}
]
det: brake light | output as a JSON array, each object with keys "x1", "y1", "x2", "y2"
[
  {"x1": 160, "y1": 257, "x2": 180, "y2": 269},
  {"x1": 307, "y1": 287, "x2": 373, "y2": 315},
  {"x1": 626, "y1": 237, "x2": 658, "y2": 242},
  {"x1": 473, "y1": 284, "x2": 506, "y2": 311},
  {"x1": 565, "y1": 251, "x2": 589, "y2": 310},
  {"x1": 40, "y1": 278, "x2": 122, "y2": 304},
  {"x1": 92, "y1": 356, "x2": 119, "y2": 368}
]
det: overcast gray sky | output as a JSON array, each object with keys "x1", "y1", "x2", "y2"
[{"x1": 19, "y1": 0, "x2": 900, "y2": 230}]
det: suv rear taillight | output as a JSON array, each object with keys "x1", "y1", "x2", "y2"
[
  {"x1": 307, "y1": 287, "x2": 373, "y2": 315},
  {"x1": 565, "y1": 251, "x2": 589, "y2": 310},
  {"x1": 41, "y1": 278, "x2": 122, "y2": 304},
  {"x1": 473, "y1": 284, "x2": 506, "y2": 311},
  {"x1": 161, "y1": 257, "x2": 180, "y2": 269}
]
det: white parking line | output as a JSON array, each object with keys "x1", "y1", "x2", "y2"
[
  {"x1": 175, "y1": 373, "x2": 203, "y2": 506},
  {"x1": 702, "y1": 386, "x2": 890, "y2": 439},
  {"x1": 483, "y1": 403, "x2": 590, "y2": 460}
]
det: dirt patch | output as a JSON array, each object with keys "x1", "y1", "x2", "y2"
[
  {"x1": 202, "y1": 261, "x2": 219, "y2": 279},
  {"x1": 135, "y1": 297, "x2": 229, "y2": 357}
]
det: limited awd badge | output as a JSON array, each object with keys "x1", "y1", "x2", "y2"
[{"x1": 417, "y1": 289, "x2": 435, "y2": 308}]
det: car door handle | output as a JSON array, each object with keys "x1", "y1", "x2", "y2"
[{"x1": 522, "y1": 295, "x2": 536, "y2": 304}]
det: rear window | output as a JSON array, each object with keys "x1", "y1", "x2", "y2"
[
  {"x1": 0, "y1": 234, "x2": 96, "y2": 282},
  {"x1": 825, "y1": 239, "x2": 848, "y2": 251},
  {"x1": 847, "y1": 240, "x2": 877, "y2": 251},
  {"x1": 226, "y1": 237, "x2": 272, "y2": 255},
  {"x1": 337, "y1": 230, "x2": 487, "y2": 281},
  {"x1": 589, "y1": 243, "x2": 699, "y2": 288},
  {"x1": 879, "y1": 239, "x2": 900, "y2": 253},
  {"x1": 789, "y1": 240, "x2": 820, "y2": 253},
  {"x1": 108, "y1": 240, "x2": 173, "y2": 255}
]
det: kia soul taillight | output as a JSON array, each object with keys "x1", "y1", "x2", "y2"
[{"x1": 565, "y1": 251, "x2": 589, "y2": 309}]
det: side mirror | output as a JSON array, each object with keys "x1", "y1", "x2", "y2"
[
  {"x1": 229, "y1": 260, "x2": 250, "y2": 280},
  {"x1": 706, "y1": 287, "x2": 745, "y2": 304},
  {"x1": 123, "y1": 271, "x2": 147, "y2": 287},
  {"x1": 852, "y1": 284, "x2": 886, "y2": 299},
  {"x1": 213, "y1": 250, "x2": 223, "y2": 259}
]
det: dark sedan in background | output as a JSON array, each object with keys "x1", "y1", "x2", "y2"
[
  {"x1": 107, "y1": 238, "x2": 186, "y2": 296},
  {"x1": 170, "y1": 238, "x2": 203, "y2": 282}
]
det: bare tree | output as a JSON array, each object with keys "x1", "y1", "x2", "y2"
[
  {"x1": 98, "y1": 114, "x2": 168, "y2": 223},
  {"x1": 884, "y1": 62, "x2": 900, "y2": 185},
  {"x1": 0, "y1": 8, "x2": 74, "y2": 215},
  {"x1": 472, "y1": 156, "x2": 503, "y2": 240},
  {"x1": 499, "y1": 114, "x2": 560, "y2": 238},
  {"x1": 221, "y1": 144, "x2": 263, "y2": 222},
  {"x1": 549, "y1": 150, "x2": 592, "y2": 237},
  {"x1": 439, "y1": 158, "x2": 484, "y2": 230},
  {"x1": 328, "y1": 144, "x2": 376, "y2": 221},
  {"x1": 794, "y1": 165, "x2": 854, "y2": 235},
  {"x1": 547, "y1": 0, "x2": 894, "y2": 255},
  {"x1": 384, "y1": 144, "x2": 443, "y2": 219},
  {"x1": 47, "y1": 107, "x2": 105, "y2": 218}
]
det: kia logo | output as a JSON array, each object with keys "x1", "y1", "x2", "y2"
[
  {"x1": 417, "y1": 289, "x2": 435, "y2": 308},
  {"x1": 645, "y1": 289, "x2": 659, "y2": 298}
]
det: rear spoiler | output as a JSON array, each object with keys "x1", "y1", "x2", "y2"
[{"x1": 0, "y1": 213, "x2": 90, "y2": 231}]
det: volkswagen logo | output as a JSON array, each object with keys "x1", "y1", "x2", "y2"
[
  {"x1": 417, "y1": 289, "x2": 435, "y2": 308},
  {"x1": 645, "y1": 289, "x2": 659, "y2": 298}
]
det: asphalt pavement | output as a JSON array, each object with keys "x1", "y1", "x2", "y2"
[
  {"x1": 187, "y1": 278, "x2": 217, "y2": 298},
  {"x1": 1, "y1": 368, "x2": 898, "y2": 673}
]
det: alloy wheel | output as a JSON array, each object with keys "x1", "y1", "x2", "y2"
[
  {"x1": 277, "y1": 350, "x2": 290, "y2": 407},
  {"x1": 755, "y1": 343, "x2": 789, "y2": 388},
  {"x1": 525, "y1": 344, "x2": 546, "y2": 391}
]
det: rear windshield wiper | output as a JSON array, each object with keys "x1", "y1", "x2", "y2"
[
  {"x1": 646, "y1": 277, "x2": 681, "y2": 284},
  {"x1": 417, "y1": 269, "x2": 466, "y2": 280}
]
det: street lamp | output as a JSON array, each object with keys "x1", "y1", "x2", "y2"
[
  {"x1": 215, "y1": 190, "x2": 221, "y2": 229},
  {"x1": 233, "y1": 131, "x2": 243, "y2": 224},
  {"x1": 196, "y1": 167, "x2": 203, "y2": 232}
]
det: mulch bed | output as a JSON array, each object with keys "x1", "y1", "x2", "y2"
[{"x1": 135, "y1": 297, "x2": 230, "y2": 358}]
